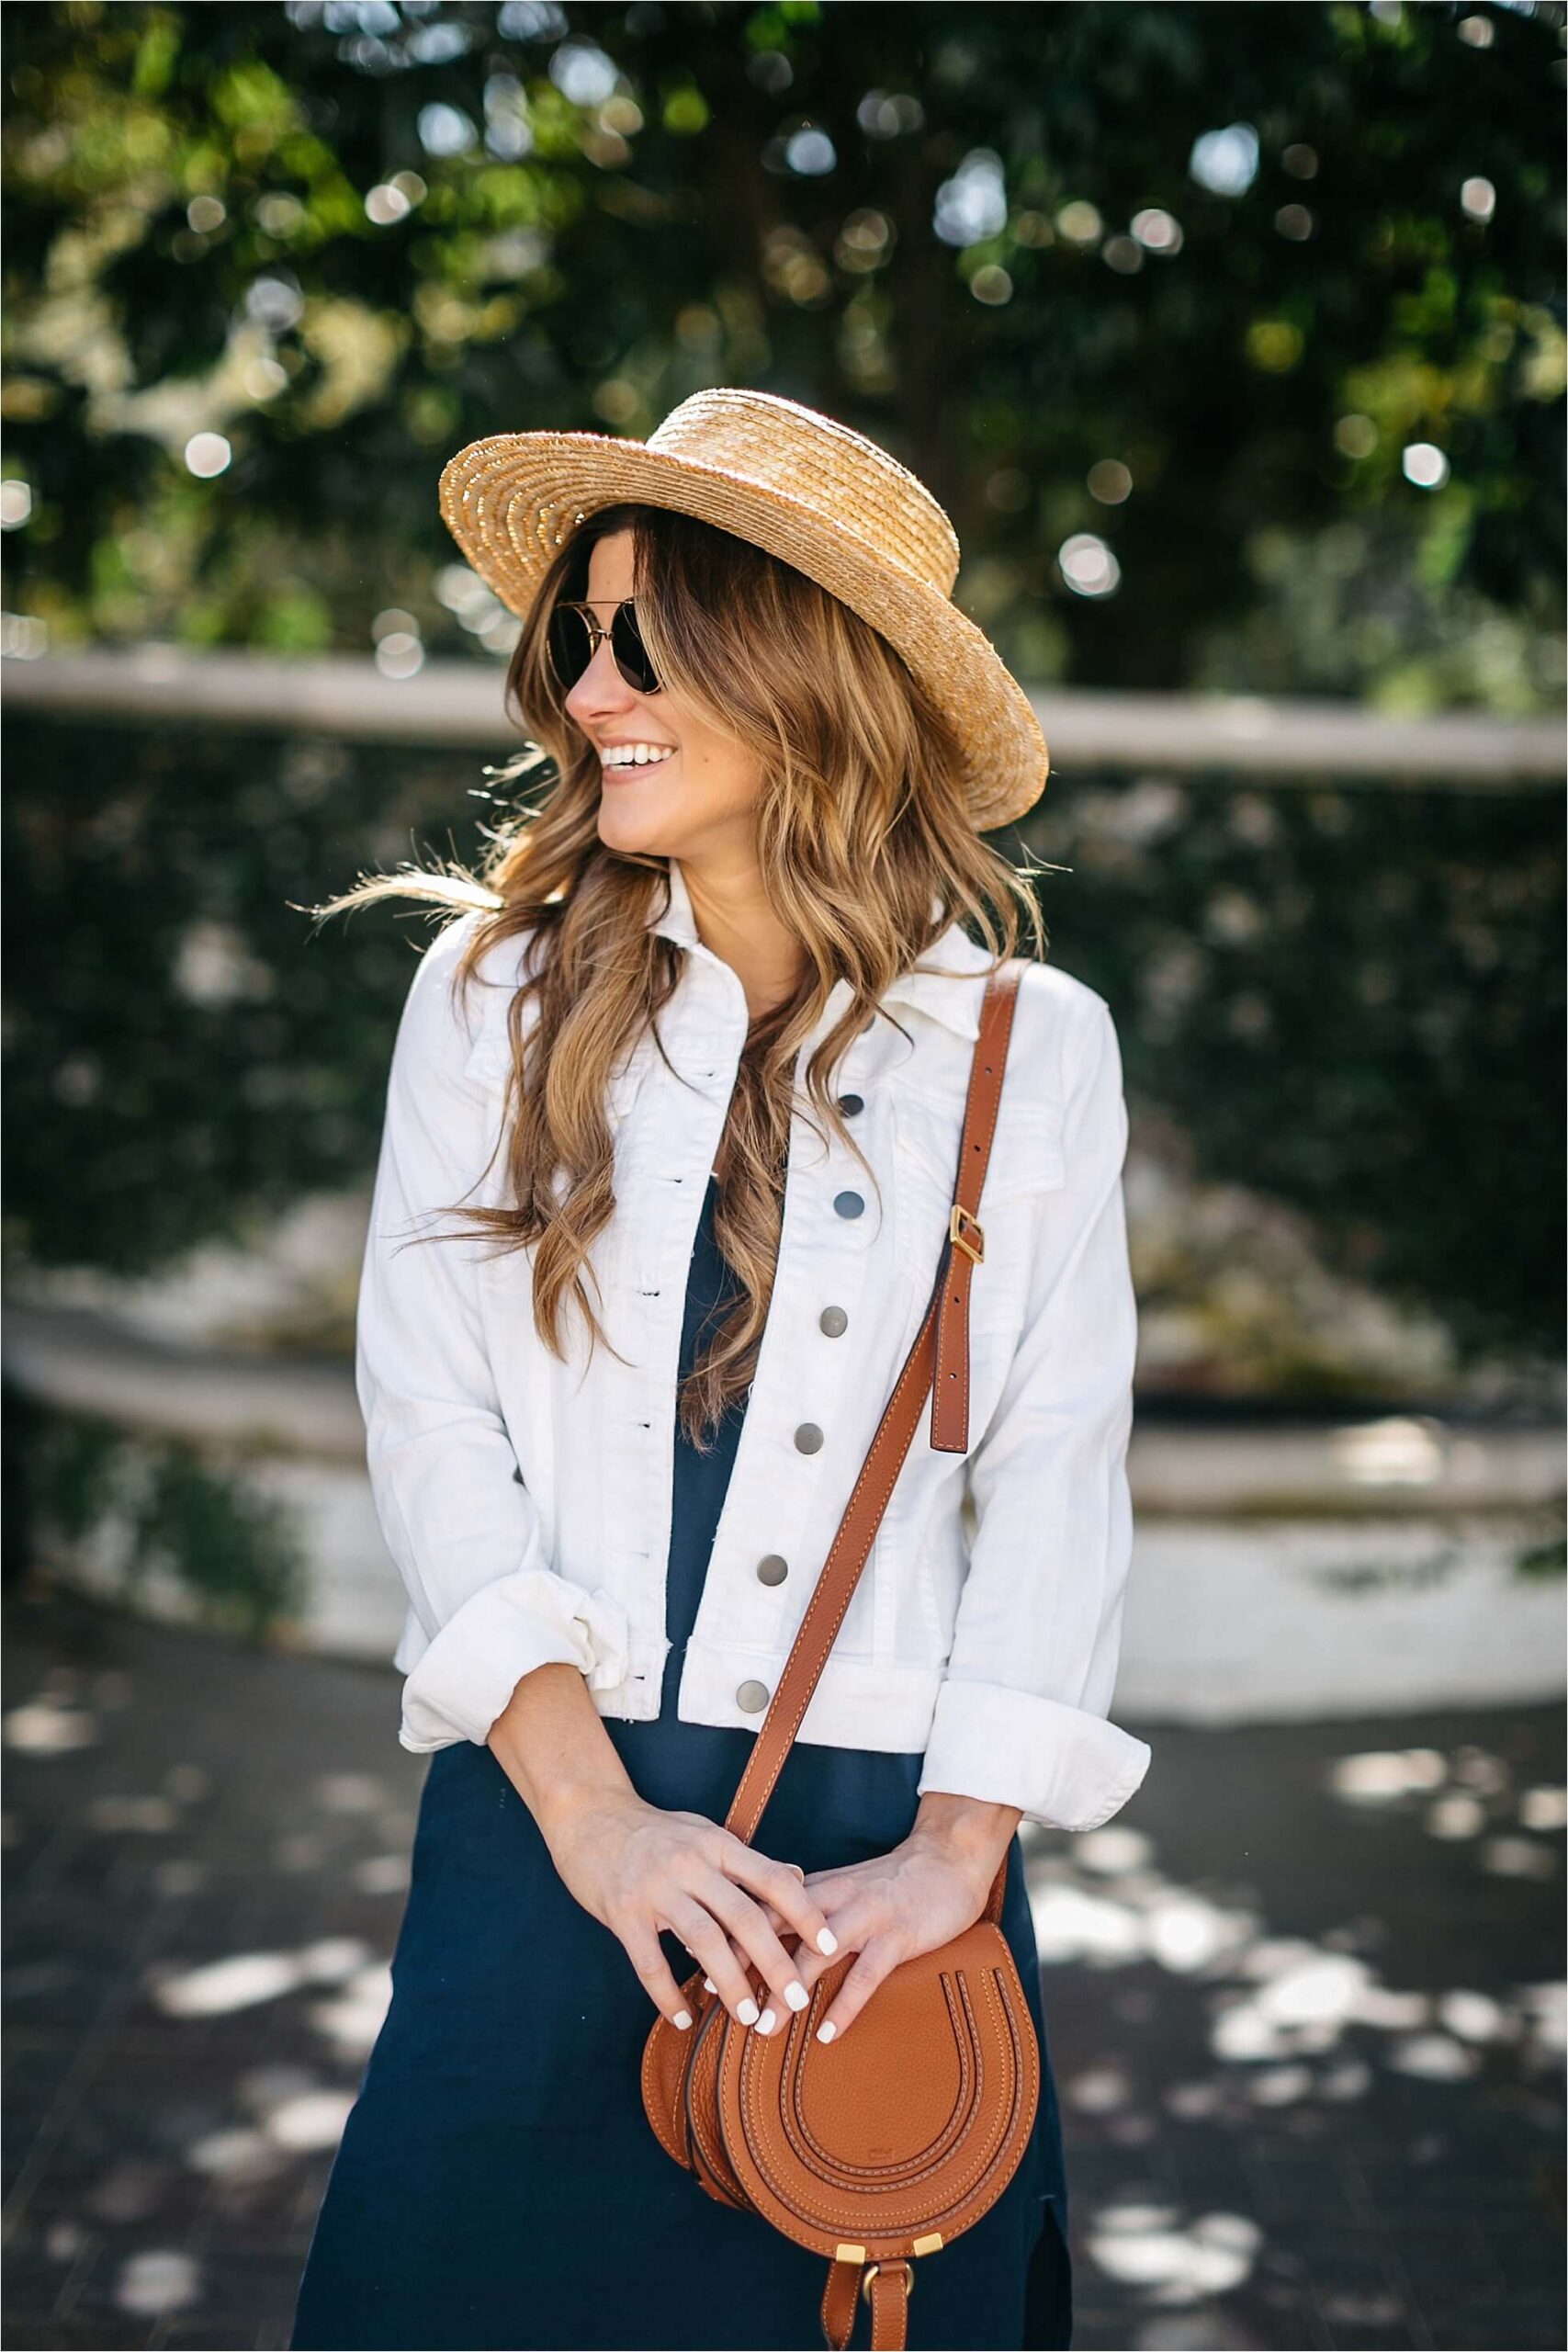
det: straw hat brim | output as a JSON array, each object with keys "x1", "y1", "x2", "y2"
[{"x1": 439, "y1": 431, "x2": 1049, "y2": 832}]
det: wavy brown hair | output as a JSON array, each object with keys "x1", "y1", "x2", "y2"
[{"x1": 310, "y1": 501, "x2": 1046, "y2": 1449}]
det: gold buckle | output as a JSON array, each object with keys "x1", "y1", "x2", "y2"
[
  {"x1": 860, "y1": 2260, "x2": 915, "y2": 2309},
  {"x1": 949, "y1": 1202, "x2": 985, "y2": 1266}
]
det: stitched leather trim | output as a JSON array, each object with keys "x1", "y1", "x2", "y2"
[
  {"x1": 724, "y1": 1932, "x2": 1035, "y2": 2244},
  {"x1": 779, "y1": 1967, "x2": 976, "y2": 2181}
]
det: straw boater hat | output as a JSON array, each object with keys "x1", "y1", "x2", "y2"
[{"x1": 437, "y1": 387, "x2": 1048, "y2": 832}]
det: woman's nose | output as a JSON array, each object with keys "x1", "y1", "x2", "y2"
[{"x1": 567, "y1": 634, "x2": 635, "y2": 721}]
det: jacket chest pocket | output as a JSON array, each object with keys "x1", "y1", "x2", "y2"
[
  {"x1": 890, "y1": 1089, "x2": 1066, "y2": 1360},
  {"x1": 462, "y1": 1026, "x2": 651, "y2": 1314},
  {"x1": 463, "y1": 1026, "x2": 651, "y2": 1176}
]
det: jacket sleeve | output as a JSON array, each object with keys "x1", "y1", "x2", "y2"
[
  {"x1": 355, "y1": 914, "x2": 631, "y2": 1753},
  {"x1": 916, "y1": 992, "x2": 1151, "y2": 1832}
]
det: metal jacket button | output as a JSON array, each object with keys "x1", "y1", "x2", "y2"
[
  {"x1": 818, "y1": 1306, "x2": 848, "y2": 1337},
  {"x1": 794, "y1": 1422, "x2": 824, "y2": 1453},
  {"x1": 833, "y1": 1190, "x2": 864, "y2": 1218},
  {"x1": 756, "y1": 1555, "x2": 788, "y2": 1585},
  {"x1": 736, "y1": 1679, "x2": 770, "y2": 1712}
]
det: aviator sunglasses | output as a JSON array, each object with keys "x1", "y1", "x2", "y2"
[{"x1": 547, "y1": 598, "x2": 662, "y2": 696}]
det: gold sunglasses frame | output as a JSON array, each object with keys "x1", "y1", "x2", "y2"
[{"x1": 548, "y1": 599, "x2": 663, "y2": 694}]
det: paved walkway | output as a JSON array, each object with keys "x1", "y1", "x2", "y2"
[{"x1": 3, "y1": 1584, "x2": 1562, "y2": 2351}]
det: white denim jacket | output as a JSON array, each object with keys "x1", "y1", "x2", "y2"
[{"x1": 358, "y1": 856, "x2": 1151, "y2": 1832}]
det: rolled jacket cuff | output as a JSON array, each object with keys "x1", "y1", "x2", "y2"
[
  {"x1": 398, "y1": 1567, "x2": 632, "y2": 1751},
  {"x1": 916, "y1": 1678, "x2": 1152, "y2": 1832}
]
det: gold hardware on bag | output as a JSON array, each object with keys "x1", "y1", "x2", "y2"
[
  {"x1": 911, "y1": 2232, "x2": 944, "y2": 2256},
  {"x1": 834, "y1": 2244, "x2": 866, "y2": 2265},
  {"x1": 949, "y1": 1202, "x2": 985, "y2": 1264},
  {"x1": 862, "y1": 2260, "x2": 915, "y2": 2307}
]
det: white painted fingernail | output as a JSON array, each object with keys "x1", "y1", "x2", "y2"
[
  {"x1": 784, "y1": 1980, "x2": 808, "y2": 2011},
  {"x1": 674, "y1": 2009, "x2": 693, "y2": 2030},
  {"x1": 702, "y1": 1976, "x2": 716, "y2": 1993},
  {"x1": 817, "y1": 2019, "x2": 837, "y2": 2042},
  {"x1": 756, "y1": 2007, "x2": 777, "y2": 2035},
  {"x1": 737, "y1": 1996, "x2": 760, "y2": 2025},
  {"x1": 817, "y1": 1928, "x2": 839, "y2": 1955}
]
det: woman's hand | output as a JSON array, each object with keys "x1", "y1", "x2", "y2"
[
  {"x1": 486, "y1": 1661, "x2": 839, "y2": 2037},
  {"x1": 694, "y1": 1795, "x2": 1022, "y2": 2044},
  {"x1": 487, "y1": 1663, "x2": 1017, "y2": 2047},
  {"x1": 539, "y1": 1783, "x2": 841, "y2": 2035},
  {"x1": 787, "y1": 1829, "x2": 993, "y2": 2042}
]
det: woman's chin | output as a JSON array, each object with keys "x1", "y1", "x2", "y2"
[{"x1": 597, "y1": 800, "x2": 683, "y2": 858}]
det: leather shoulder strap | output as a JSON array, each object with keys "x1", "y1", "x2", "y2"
[
  {"x1": 930, "y1": 957, "x2": 1027, "y2": 1453},
  {"x1": 721, "y1": 958, "x2": 1027, "y2": 1852}
]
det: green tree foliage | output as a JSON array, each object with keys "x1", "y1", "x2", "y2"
[
  {"x1": 2, "y1": 0, "x2": 1563, "y2": 704},
  {"x1": 2, "y1": 5, "x2": 1562, "y2": 1374},
  {"x1": 8, "y1": 1384, "x2": 307, "y2": 1637}
]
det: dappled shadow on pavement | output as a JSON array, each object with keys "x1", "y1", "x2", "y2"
[{"x1": 2, "y1": 1587, "x2": 1562, "y2": 2351}]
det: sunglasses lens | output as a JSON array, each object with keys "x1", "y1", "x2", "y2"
[
  {"x1": 612, "y1": 603, "x2": 660, "y2": 694},
  {"x1": 547, "y1": 604, "x2": 592, "y2": 692},
  {"x1": 548, "y1": 601, "x2": 660, "y2": 695}
]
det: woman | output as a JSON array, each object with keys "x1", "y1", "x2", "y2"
[{"x1": 289, "y1": 390, "x2": 1150, "y2": 2352}]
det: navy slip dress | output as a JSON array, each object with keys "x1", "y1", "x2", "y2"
[{"x1": 290, "y1": 1170, "x2": 1073, "y2": 2352}]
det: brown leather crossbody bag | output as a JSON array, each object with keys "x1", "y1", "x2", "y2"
[{"x1": 641, "y1": 958, "x2": 1040, "y2": 2351}]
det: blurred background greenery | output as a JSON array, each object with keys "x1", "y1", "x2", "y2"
[
  {"x1": 3, "y1": 0, "x2": 1563, "y2": 701},
  {"x1": 2, "y1": 0, "x2": 1563, "y2": 1382}
]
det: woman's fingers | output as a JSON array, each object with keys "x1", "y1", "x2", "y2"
[
  {"x1": 622, "y1": 1923, "x2": 699, "y2": 2032},
  {"x1": 673, "y1": 1857, "x2": 838, "y2": 2031},
  {"x1": 606, "y1": 1813, "x2": 875, "y2": 2039},
  {"x1": 784, "y1": 1884, "x2": 879, "y2": 2003},
  {"x1": 783, "y1": 1932, "x2": 838, "y2": 2000},
  {"x1": 726, "y1": 1844, "x2": 840, "y2": 1963},
  {"x1": 694, "y1": 1865, "x2": 809, "y2": 1999},
  {"x1": 810, "y1": 1932, "x2": 902, "y2": 2044},
  {"x1": 661, "y1": 1894, "x2": 765, "y2": 2028},
  {"x1": 701, "y1": 1902, "x2": 794, "y2": 1994},
  {"x1": 699, "y1": 1873, "x2": 813, "y2": 2030}
]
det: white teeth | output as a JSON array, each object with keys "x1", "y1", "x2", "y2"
[{"x1": 602, "y1": 744, "x2": 674, "y2": 767}]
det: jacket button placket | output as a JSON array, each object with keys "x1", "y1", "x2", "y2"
[
  {"x1": 738, "y1": 1077, "x2": 885, "y2": 1680},
  {"x1": 814, "y1": 1091, "x2": 861, "y2": 1347}
]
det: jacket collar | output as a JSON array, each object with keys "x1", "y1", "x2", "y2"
[{"x1": 645, "y1": 857, "x2": 994, "y2": 1041}]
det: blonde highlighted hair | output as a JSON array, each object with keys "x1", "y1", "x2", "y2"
[{"x1": 310, "y1": 502, "x2": 1046, "y2": 1447}]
